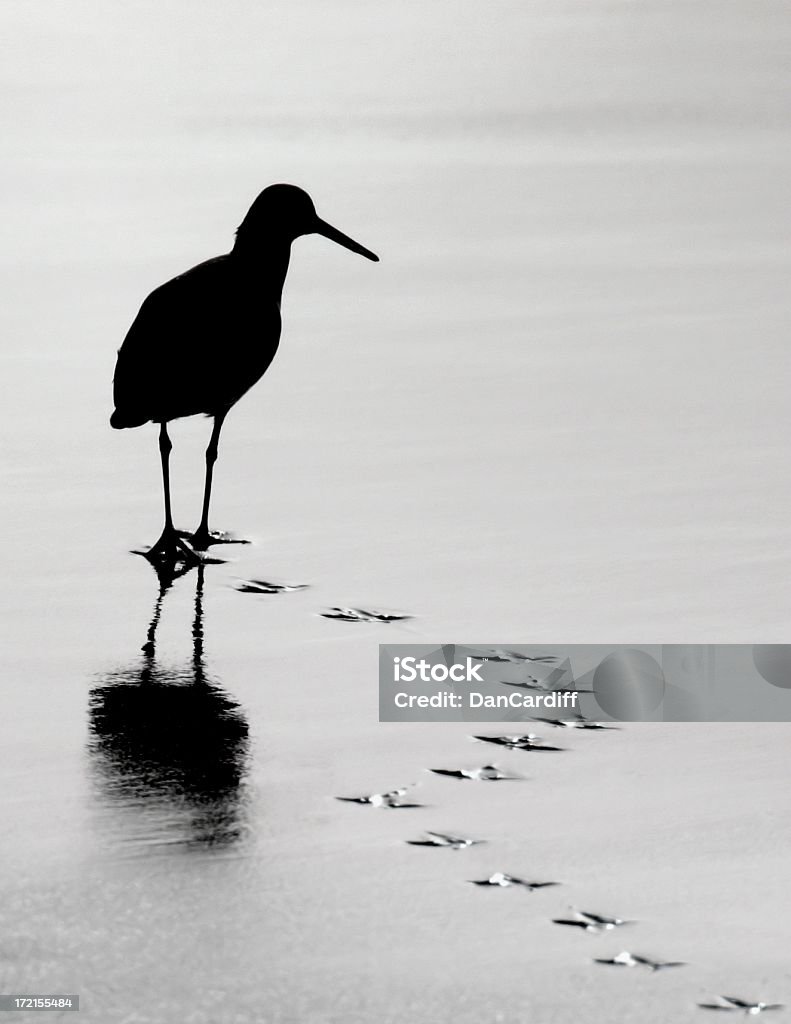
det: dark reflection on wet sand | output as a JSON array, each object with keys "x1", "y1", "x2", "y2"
[{"x1": 88, "y1": 562, "x2": 250, "y2": 851}]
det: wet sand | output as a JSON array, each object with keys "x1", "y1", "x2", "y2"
[{"x1": 2, "y1": 1, "x2": 791, "y2": 1021}]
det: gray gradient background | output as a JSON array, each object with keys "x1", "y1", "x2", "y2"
[
  {"x1": 379, "y1": 645, "x2": 791, "y2": 721},
  {"x1": 1, "y1": 2, "x2": 790, "y2": 1023}
]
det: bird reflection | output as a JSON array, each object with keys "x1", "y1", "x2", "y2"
[{"x1": 88, "y1": 560, "x2": 250, "y2": 851}]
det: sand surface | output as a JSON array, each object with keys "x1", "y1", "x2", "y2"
[{"x1": 1, "y1": 2, "x2": 790, "y2": 1021}]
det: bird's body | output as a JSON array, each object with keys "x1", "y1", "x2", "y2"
[
  {"x1": 112, "y1": 256, "x2": 283, "y2": 428},
  {"x1": 111, "y1": 184, "x2": 378, "y2": 559}
]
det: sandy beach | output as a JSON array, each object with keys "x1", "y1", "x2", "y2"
[{"x1": 2, "y1": 1, "x2": 791, "y2": 1021}]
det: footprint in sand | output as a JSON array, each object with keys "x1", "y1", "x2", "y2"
[
  {"x1": 235, "y1": 579, "x2": 309, "y2": 595},
  {"x1": 321, "y1": 607, "x2": 412, "y2": 623}
]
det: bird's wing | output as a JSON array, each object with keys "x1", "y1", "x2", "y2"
[
  {"x1": 113, "y1": 259, "x2": 227, "y2": 421},
  {"x1": 112, "y1": 256, "x2": 280, "y2": 424},
  {"x1": 721, "y1": 998, "x2": 752, "y2": 1009}
]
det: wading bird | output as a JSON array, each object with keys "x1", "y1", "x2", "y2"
[{"x1": 111, "y1": 184, "x2": 378, "y2": 561}]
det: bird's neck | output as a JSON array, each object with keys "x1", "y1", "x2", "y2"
[{"x1": 230, "y1": 237, "x2": 292, "y2": 302}]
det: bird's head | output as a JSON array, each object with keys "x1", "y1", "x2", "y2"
[{"x1": 235, "y1": 184, "x2": 379, "y2": 261}]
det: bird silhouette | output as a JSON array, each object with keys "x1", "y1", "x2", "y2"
[{"x1": 111, "y1": 183, "x2": 378, "y2": 561}]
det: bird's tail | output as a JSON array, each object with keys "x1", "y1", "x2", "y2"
[{"x1": 110, "y1": 408, "x2": 148, "y2": 429}]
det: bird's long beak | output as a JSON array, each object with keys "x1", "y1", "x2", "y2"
[{"x1": 314, "y1": 217, "x2": 379, "y2": 262}]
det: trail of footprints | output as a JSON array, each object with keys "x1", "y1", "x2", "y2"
[
  {"x1": 235, "y1": 582, "x2": 782, "y2": 1013},
  {"x1": 235, "y1": 578, "x2": 413, "y2": 624},
  {"x1": 334, "y1": 704, "x2": 784, "y2": 1016}
]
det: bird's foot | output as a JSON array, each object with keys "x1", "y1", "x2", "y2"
[
  {"x1": 135, "y1": 532, "x2": 228, "y2": 568},
  {"x1": 181, "y1": 528, "x2": 251, "y2": 551},
  {"x1": 144, "y1": 528, "x2": 201, "y2": 565}
]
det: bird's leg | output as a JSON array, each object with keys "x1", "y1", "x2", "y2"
[
  {"x1": 160, "y1": 421, "x2": 175, "y2": 533},
  {"x1": 147, "y1": 422, "x2": 198, "y2": 562},
  {"x1": 190, "y1": 411, "x2": 227, "y2": 550}
]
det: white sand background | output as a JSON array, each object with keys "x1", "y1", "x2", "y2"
[{"x1": 1, "y1": 1, "x2": 790, "y2": 1021}]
